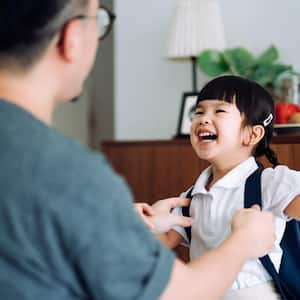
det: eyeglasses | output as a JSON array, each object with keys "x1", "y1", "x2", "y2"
[
  {"x1": 97, "y1": 5, "x2": 116, "y2": 40},
  {"x1": 72, "y1": 5, "x2": 116, "y2": 40}
]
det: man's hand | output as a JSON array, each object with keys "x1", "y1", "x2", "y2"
[
  {"x1": 231, "y1": 205, "x2": 276, "y2": 258},
  {"x1": 134, "y1": 203, "x2": 155, "y2": 230},
  {"x1": 150, "y1": 197, "x2": 193, "y2": 234}
]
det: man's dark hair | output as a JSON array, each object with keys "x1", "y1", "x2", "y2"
[{"x1": 0, "y1": 0, "x2": 89, "y2": 71}]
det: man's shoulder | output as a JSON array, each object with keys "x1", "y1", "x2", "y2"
[
  {"x1": 0, "y1": 99, "x2": 122, "y2": 195},
  {"x1": 37, "y1": 129, "x2": 118, "y2": 190}
]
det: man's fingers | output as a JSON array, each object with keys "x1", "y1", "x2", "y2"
[
  {"x1": 234, "y1": 205, "x2": 262, "y2": 217},
  {"x1": 172, "y1": 216, "x2": 193, "y2": 227},
  {"x1": 140, "y1": 215, "x2": 154, "y2": 230},
  {"x1": 166, "y1": 197, "x2": 191, "y2": 209},
  {"x1": 251, "y1": 204, "x2": 261, "y2": 211},
  {"x1": 136, "y1": 203, "x2": 155, "y2": 216},
  {"x1": 142, "y1": 205, "x2": 155, "y2": 216}
]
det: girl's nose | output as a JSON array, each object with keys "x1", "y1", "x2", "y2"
[{"x1": 199, "y1": 115, "x2": 212, "y2": 125}]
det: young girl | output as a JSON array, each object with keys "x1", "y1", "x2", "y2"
[{"x1": 156, "y1": 75, "x2": 300, "y2": 299}]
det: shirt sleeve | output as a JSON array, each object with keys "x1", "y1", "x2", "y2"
[
  {"x1": 70, "y1": 155, "x2": 175, "y2": 300},
  {"x1": 262, "y1": 165, "x2": 300, "y2": 219}
]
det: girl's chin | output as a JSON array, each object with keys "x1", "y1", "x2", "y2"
[
  {"x1": 199, "y1": 140, "x2": 216, "y2": 146},
  {"x1": 195, "y1": 147, "x2": 216, "y2": 158},
  {"x1": 195, "y1": 138, "x2": 217, "y2": 147}
]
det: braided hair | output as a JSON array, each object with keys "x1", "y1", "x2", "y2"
[{"x1": 196, "y1": 75, "x2": 279, "y2": 167}]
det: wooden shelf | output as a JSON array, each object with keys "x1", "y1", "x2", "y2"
[{"x1": 272, "y1": 134, "x2": 300, "y2": 144}]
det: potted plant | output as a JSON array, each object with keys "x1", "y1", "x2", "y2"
[{"x1": 197, "y1": 45, "x2": 292, "y2": 90}]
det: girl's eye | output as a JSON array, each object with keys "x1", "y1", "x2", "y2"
[
  {"x1": 194, "y1": 110, "x2": 203, "y2": 115},
  {"x1": 194, "y1": 111, "x2": 203, "y2": 116},
  {"x1": 216, "y1": 109, "x2": 226, "y2": 113}
]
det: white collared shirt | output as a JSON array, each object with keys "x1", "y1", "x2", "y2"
[{"x1": 172, "y1": 157, "x2": 300, "y2": 290}]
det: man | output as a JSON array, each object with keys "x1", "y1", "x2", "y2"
[{"x1": 0, "y1": 1, "x2": 275, "y2": 299}]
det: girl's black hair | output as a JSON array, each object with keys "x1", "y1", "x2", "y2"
[{"x1": 196, "y1": 75, "x2": 279, "y2": 167}]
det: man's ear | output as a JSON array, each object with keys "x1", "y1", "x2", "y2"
[
  {"x1": 243, "y1": 125, "x2": 265, "y2": 146},
  {"x1": 57, "y1": 20, "x2": 83, "y2": 62}
]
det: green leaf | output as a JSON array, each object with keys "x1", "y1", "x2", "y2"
[
  {"x1": 256, "y1": 45, "x2": 279, "y2": 65},
  {"x1": 249, "y1": 63, "x2": 293, "y2": 87},
  {"x1": 222, "y1": 48, "x2": 255, "y2": 76},
  {"x1": 197, "y1": 46, "x2": 293, "y2": 88},
  {"x1": 197, "y1": 50, "x2": 229, "y2": 77}
]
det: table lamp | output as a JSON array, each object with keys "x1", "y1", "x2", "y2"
[{"x1": 166, "y1": 0, "x2": 226, "y2": 92}]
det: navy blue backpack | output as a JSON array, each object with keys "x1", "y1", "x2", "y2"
[{"x1": 182, "y1": 166, "x2": 300, "y2": 300}]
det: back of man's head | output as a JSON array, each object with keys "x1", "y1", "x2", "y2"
[{"x1": 0, "y1": 0, "x2": 89, "y2": 72}]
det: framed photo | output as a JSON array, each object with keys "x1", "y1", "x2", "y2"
[{"x1": 176, "y1": 92, "x2": 199, "y2": 137}]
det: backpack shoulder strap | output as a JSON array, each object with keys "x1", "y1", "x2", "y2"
[
  {"x1": 182, "y1": 186, "x2": 193, "y2": 243},
  {"x1": 244, "y1": 164, "x2": 263, "y2": 208},
  {"x1": 244, "y1": 164, "x2": 288, "y2": 300}
]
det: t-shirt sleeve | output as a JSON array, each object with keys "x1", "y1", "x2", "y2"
[
  {"x1": 262, "y1": 165, "x2": 300, "y2": 219},
  {"x1": 69, "y1": 154, "x2": 175, "y2": 300}
]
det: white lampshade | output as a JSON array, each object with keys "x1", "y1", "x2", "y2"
[{"x1": 167, "y1": 0, "x2": 226, "y2": 58}]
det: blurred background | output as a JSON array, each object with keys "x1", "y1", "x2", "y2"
[{"x1": 53, "y1": 0, "x2": 300, "y2": 148}]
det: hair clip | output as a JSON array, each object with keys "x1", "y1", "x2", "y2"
[{"x1": 263, "y1": 113, "x2": 273, "y2": 127}]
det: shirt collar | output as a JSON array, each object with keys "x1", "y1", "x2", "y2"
[{"x1": 192, "y1": 157, "x2": 259, "y2": 195}]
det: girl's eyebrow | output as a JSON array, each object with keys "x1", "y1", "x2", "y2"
[
  {"x1": 196, "y1": 101, "x2": 231, "y2": 109},
  {"x1": 217, "y1": 102, "x2": 232, "y2": 108}
]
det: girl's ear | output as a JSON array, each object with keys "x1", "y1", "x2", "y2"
[{"x1": 243, "y1": 125, "x2": 265, "y2": 146}]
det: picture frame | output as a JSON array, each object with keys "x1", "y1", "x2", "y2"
[{"x1": 176, "y1": 92, "x2": 199, "y2": 137}]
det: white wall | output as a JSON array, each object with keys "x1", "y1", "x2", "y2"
[
  {"x1": 114, "y1": 0, "x2": 190, "y2": 140},
  {"x1": 114, "y1": 0, "x2": 300, "y2": 140},
  {"x1": 219, "y1": 0, "x2": 300, "y2": 65}
]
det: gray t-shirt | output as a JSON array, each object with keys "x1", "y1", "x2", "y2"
[{"x1": 0, "y1": 100, "x2": 175, "y2": 300}]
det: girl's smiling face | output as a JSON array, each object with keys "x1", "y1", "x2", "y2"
[{"x1": 190, "y1": 99, "x2": 253, "y2": 166}]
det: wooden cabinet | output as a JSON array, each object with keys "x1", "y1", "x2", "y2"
[{"x1": 101, "y1": 135, "x2": 300, "y2": 204}]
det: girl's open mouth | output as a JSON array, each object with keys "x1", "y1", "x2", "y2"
[{"x1": 199, "y1": 132, "x2": 218, "y2": 142}]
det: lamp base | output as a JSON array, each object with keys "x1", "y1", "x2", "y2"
[{"x1": 191, "y1": 56, "x2": 198, "y2": 92}]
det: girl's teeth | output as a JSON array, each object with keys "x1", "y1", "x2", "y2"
[{"x1": 199, "y1": 133, "x2": 217, "y2": 140}]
